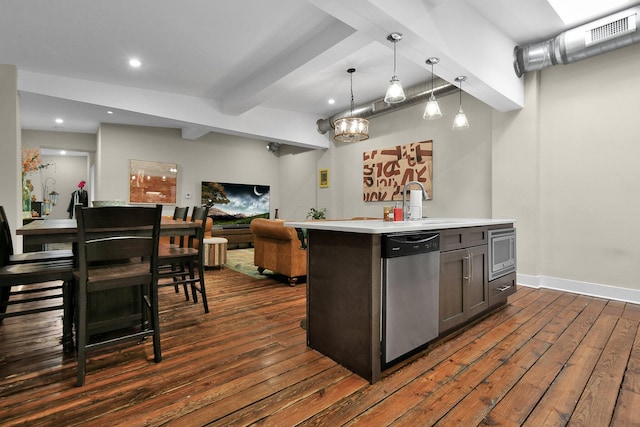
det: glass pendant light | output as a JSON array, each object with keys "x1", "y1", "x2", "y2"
[
  {"x1": 384, "y1": 33, "x2": 406, "y2": 104},
  {"x1": 334, "y1": 68, "x2": 370, "y2": 142},
  {"x1": 452, "y1": 76, "x2": 469, "y2": 129},
  {"x1": 423, "y1": 57, "x2": 442, "y2": 120}
]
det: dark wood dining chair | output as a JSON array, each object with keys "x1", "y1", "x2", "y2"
[
  {"x1": 170, "y1": 206, "x2": 189, "y2": 247},
  {"x1": 158, "y1": 206, "x2": 209, "y2": 313},
  {"x1": 0, "y1": 205, "x2": 73, "y2": 264},
  {"x1": 161, "y1": 206, "x2": 190, "y2": 299},
  {"x1": 73, "y1": 204, "x2": 162, "y2": 386},
  {"x1": 0, "y1": 216, "x2": 74, "y2": 349}
]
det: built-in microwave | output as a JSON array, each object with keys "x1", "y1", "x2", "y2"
[{"x1": 488, "y1": 228, "x2": 516, "y2": 281}]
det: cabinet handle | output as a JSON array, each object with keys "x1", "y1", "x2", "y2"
[
  {"x1": 463, "y1": 254, "x2": 472, "y2": 283},
  {"x1": 496, "y1": 285, "x2": 510, "y2": 292}
]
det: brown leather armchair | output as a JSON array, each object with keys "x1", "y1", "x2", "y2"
[{"x1": 250, "y1": 218, "x2": 306, "y2": 285}]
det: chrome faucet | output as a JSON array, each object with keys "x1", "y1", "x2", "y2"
[{"x1": 402, "y1": 181, "x2": 429, "y2": 221}]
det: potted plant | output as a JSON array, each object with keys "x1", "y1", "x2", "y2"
[{"x1": 306, "y1": 207, "x2": 327, "y2": 220}]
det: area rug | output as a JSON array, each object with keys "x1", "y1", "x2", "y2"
[
  {"x1": 224, "y1": 248, "x2": 306, "y2": 285},
  {"x1": 224, "y1": 248, "x2": 268, "y2": 280}
]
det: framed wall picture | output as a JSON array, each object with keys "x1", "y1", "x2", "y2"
[
  {"x1": 319, "y1": 168, "x2": 329, "y2": 188},
  {"x1": 363, "y1": 140, "x2": 433, "y2": 202},
  {"x1": 129, "y1": 159, "x2": 178, "y2": 204}
]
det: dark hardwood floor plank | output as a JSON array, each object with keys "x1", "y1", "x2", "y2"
[
  {"x1": 569, "y1": 317, "x2": 638, "y2": 426},
  {"x1": 488, "y1": 295, "x2": 609, "y2": 425},
  {"x1": 608, "y1": 319, "x2": 640, "y2": 427},
  {"x1": 300, "y1": 288, "x2": 566, "y2": 426},
  {"x1": 522, "y1": 313, "x2": 618, "y2": 426},
  {"x1": 394, "y1": 293, "x2": 592, "y2": 426},
  {"x1": 343, "y1": 290, "x2": 572, "y2": 426},
  {"x1": 1, "y1": 258, "x2": 638, "y2": 426},
  {"x1": 199, "y1": 365, "x2": 365, "y2": 426},
  {"x1": 432, "y1": 337, "x2": 551, "y2": 426}
]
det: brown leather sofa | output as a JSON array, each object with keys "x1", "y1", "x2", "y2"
[{"x1": 250, "y1": 218, "x2": 306, "y2": 285}]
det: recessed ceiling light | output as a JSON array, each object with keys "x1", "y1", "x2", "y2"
[
  {"x1": 107, "y1": 110, "x2": 114, "y2": 114},
  {"x1": 328, "y1": 99, "x2": 335, "y2": 105},
  {"x1": 129, "y1": 58, "x2": 142, "y2": 68},
  {"x1": 55, "y1": 118, "x2": 64, "y2": 124},
  {"x1": 60, "y1": 150, "x2": 67, "y2": 155}
]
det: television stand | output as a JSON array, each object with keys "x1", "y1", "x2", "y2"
[{"x1": 210, "y1": 227, "x2": 254, "y2": 248}]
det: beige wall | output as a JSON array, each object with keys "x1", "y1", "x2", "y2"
[
  {"x1": 96, "y1": 124, "x2": 285, "y2": 217},
  {"x1": 493, "y1": 42, "x2": 640, "y2": 297},
  {"x1": 538, "y1": 43, "x2": 640, "y2": 290},
  {"x1": 0, "y1": 65, "x2": 21, "y2": 235},
  {"x1": 319, "y1": 89, "x2": 494, "y2": 220},
  {"x1": 10, "y1": 41, "x2": 640, "y2": 300},
  {"x1": 21, "y1": 130, "x2": 95, "y2": 219}
]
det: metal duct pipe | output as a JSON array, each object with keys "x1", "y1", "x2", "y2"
[
  {"x1": 316, "y1": 77, "x2": 456, "y2": 134},
  {"x1": 514, "y1": 6, "x2": 640, "y2": 77}
]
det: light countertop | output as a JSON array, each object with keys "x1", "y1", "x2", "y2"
[{"x1": 284, "y1": 218, "x2": 515, "y2": 234}]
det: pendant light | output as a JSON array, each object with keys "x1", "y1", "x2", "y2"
[
  {"x1": 423, "y1": 57, "x2": 442, "y2": 120},
  {"x1": 334, "y1": 68, "x2": 370, "y2": 142},
  {"x1": 384, "y1": 32, "x2": 406, "y2": 104},
  {"x1": 452, "y1": 76, "x2": 470, "y2": 129}
]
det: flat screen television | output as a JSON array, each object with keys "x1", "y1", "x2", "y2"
[{"x1": 201, "y1": 181, "x2": 270, "y2": 227}]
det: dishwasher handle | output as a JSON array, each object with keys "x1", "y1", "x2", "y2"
[
  {"x1": 382, "y1": 232, "x2": 440, "y2": 258},
  {"x1": 387, "y1": 234, "x2": 438, "y2": 245}
]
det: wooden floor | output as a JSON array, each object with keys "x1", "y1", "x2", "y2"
[{"x1": 1, "y1": 266, "x2": 639, "y2": 426}]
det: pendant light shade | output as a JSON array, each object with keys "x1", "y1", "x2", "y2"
[
  {"x1": 384, "y1": 33, "x2": 406, "y2": 104},
  {"x1": 423, "y1": 57, "x2": 442, "y2": 120},
  {"x1": 452, "y1": 76, "x2": 469, "y2": 129},
  {"x1": 334, "y1": 68, "x2": 370, "y2": 142}
]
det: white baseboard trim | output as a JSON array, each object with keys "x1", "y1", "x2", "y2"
[{"x1": 517, "y1": 274, "x2": 640, "y2": 305}]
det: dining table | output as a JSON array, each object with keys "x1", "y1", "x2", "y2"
[
  {"x1": 16, "y1": 217, "x2": 201, "y2": 352},
  {"x1": 18, "y1": 217, "x2": 200, "y2": 247}
]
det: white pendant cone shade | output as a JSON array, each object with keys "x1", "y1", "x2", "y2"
[
  {"x1": 452, "y1": 106, "x2": 469, "y2": 129},
  {"x1": 423, "y1": 57, "x2": 442, "y2": 120},
  {"x1": 452, "y1": 75, "x2": 469, "y2": 129},
  {"x1": 423, "y1": 94, "x2": 442, "y2": 120},
  {"x1": 384, "y1": 33, "x2": 405, "y2": 104},
  {"x1": 385, "y1": 76, "x2": 406, "y2": 103}
]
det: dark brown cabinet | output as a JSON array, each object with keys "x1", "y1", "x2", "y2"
[
  {"x1": 302, "y1": 222, "x2": 514, "y2": 384},
  {"x1": 439, "y1": 227, "x2": 489, "y2": 334},
  {"x1": 489, "y1": 271, "x2": 517, "y2": 308}
]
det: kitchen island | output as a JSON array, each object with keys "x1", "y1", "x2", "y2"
[{"x1": 285, "y1": 218, "x2": 516, "y2": 383}]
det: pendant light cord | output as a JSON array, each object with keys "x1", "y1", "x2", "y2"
[
  {"x1": 393, "y1": 41, "x2": 397, "y2": 75},
  {"x1": 350, "y1": 70, "x2": 355, "y2": 115},
  {"x1": 430, "y1": 62, "x2": 434, "y2": 93}
]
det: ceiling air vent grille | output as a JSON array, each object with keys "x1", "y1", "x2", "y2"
[{"x1": 585, "y1": 14, "x2": 637, "y2": 45}]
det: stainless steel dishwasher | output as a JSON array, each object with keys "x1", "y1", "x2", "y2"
[{"x1": 382, "y1": 231, "x2": 440, "y2": 366}]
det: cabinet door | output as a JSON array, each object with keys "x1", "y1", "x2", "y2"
[
  {"x1": 439, "y1": 245, "x2": 489, "y2": 334},
  {"x1": 466, "y1": 245, "x2": 489, "y2": 319},
  {"x1": 439, "y1": 249, "x2": 467, "y2": 333}
]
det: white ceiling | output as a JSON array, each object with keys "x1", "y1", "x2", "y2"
[{"x1": 2, "y1": 0, "x2": 637, "y2": 149}]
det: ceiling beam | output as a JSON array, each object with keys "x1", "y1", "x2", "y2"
[
  {"x1": 220, "y1": 18, "x2": 357, "y2": 116},
  {"x1": 18, "y1": 70, "x2": 330, "y2": 149},
  {"x1": 310, "y1": 0, "x2": 524, "y2": 112}
]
